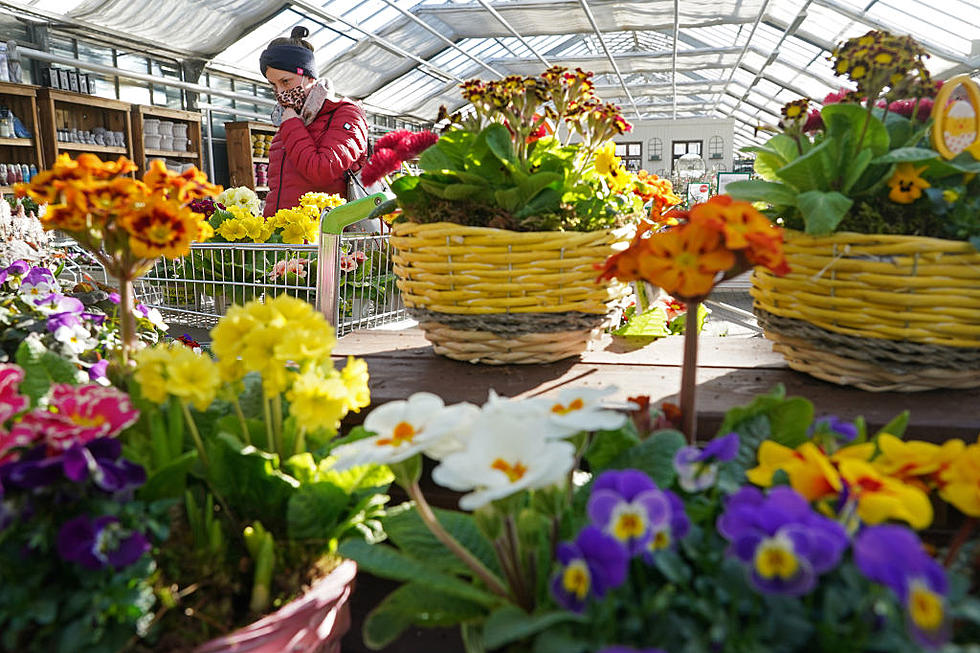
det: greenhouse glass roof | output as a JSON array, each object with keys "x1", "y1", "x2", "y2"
[{"x1": 6, "y1": 0, "x2": 980, "y2": 147}]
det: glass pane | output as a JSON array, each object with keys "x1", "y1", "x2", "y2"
[{"x1": 118, "y1": 81, "x2": 151, "y2": 104}]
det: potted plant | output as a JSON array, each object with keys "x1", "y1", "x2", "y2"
[
  {"x1": 361, "y1": 67, "x2": 679, "y2": 364},
  {"x1": 724, "y1": 29, "x2": 980, "y2": 391}
]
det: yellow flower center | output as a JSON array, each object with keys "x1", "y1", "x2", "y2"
[
  {"x1": 875, "y1": 53, "x2": 893, "y2": 64},
  {"x1": 851, "y1": 65, "x2": 867, "y2": 79},
  {"x1": 612, "y1": 509, "x2": 646, "y2": 541},
  {"x1": 551, "y1": 398, "x2": 584, "y2": 415},
  {"x1": 69, "y1": 412, "x2": 106, "y2": 428},
  {"x1": 754, "y1": 538, "x2": 799, "y2": 580},
  {"x1": 491, "y1": 458, "x2": 528, "y2": 483},
  {"x1": 675, "y1": 251, "x2": 698, "y2": 269},
  {"x1": 376, "y1": 421, "x2": 416, "y2": 447},
  {"x1": 650, "y1": 529, "x2": 671, "y2": 551},
  {"x1": 562, "y1": 560, "x2": 591, "y2": 599},
  {"x1": 786, "y1": 105, "x2": 802, "y2": 118},
  {"x1": 147, "y1": 223, "x2": 176, "y2": 244},
  {"x1": 909, "y1": 582, "x2": 944, "y2": 631}
]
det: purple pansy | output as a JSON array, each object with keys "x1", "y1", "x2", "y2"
[
  {"x1": 46, "y1": 311, "x2": 82, "y2": 332},
  {"x1": 810, "y1": 416, "x2": 858, "y2": 443},
  {"x1": 551, "y1": 526, "x2": 629, "y2": 613},
  {"x1": 641, "y1": 489, "x2": 690, "y2": 562},
  {"x1": 87, "y1": 359, "x2": 109, "y2": 382},
  {"x1": 34, "y1": 293, "x2": 84, "y2": 316},
  {"x1": 588, "y1": 469, "x2": 682, "y2": 556},
  {"x1": 107, "y1": 292, "x2": 120, "y2": 304},
  {"x1": 0, "y1": 260, "x2": 30, "y2": 285},
  {"x1": 854, "y1": 525, "x2": 949, "y2": 649},
  {"x1": 0, "y1": 438, "x2": 145, "y2": 493},
  {"x1": 57, "y1": 515, "x2": 150, "y2": 570},
  {"x1": 673, "y1": 432, "x2": 739, "y2": 492},
  {"x1": 82, "y1": 312, "x2": 106, "y2": 326},
  {"x1": 21, "y1": 266, "x2": 53, "y2": 287},
  {"x1": 716, "y1": 486, "x2": 848, "y2": 597}
]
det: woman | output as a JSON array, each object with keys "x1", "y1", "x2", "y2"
[{"x1": 259, "y1": 26, "x2": 368, "y2": 217}]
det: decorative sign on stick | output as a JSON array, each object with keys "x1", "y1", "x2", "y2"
[{"x1": 932, "y1": 74, "x2": 980, "y2": 160}]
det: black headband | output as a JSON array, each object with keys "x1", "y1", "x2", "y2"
[{"x1": 259, "y1": 44, "x2": 317, "y2": 78}]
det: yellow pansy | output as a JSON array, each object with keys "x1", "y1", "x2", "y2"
[
  {"x1": 939, "y1": 438, "x2": 980, "y2": 516},
  {"x1": 837, "y1": 458, "x2": 933, "y2": 529},
  {"x1": 873, "y1": 435, "x2": 965, "y2": 486},
  {"x1": 746, "y1": 441, "x2": 842, "y2": 501},
  {"x1": 887, "y1": 163, "x2": 930, "y2": 204}
]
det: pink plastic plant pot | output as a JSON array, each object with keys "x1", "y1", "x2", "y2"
[{"x1": 193, "y1": 560, "x2": 357, "y2": 653}]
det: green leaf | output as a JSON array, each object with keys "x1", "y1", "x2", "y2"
[
  {"x1": 870, "y1": 147, "x2": 939, "y2": 164},
  {"x1": 429, "y1": 129, "x2": 474, "y2": 170},
  {"x1": 723, "y1": 180, "x2": 798, "y2": 208},
  {"x1": 338, "y1": 539, "x2": 501, "y2": 607},
  {"x1": 205, "y1": 433, "x2": 300, "y2": 531},
  {"x1": 822, "y1": 103, "x2": 890, "y2": 156},
  {"x1": 612, "y1": 305, "x2": 670, "y2": 337},
  {"x1": 584, "y1": 424, "x2": 641, "y2": 470},
  {"x1": 767, "y1": 397, "x2": 814, "y2": 449},
  {"x1": 15, "y1": 338, "x2": 85, "y2": 402},
  {"x1": 513, "y1": 187, "x2": 562, "y2": 219},
  {"x1": 418, "y1": 145, "x2": 454, "y2": 172},
  {"x1": 606, "y1": 429, "x2": 686, "y2": 487},
  {"x1": 775, "y1": 139, "x2": 833, "y2": 192},
  {"x1": 319, "y1": 462, "x2": 394, "y2": 493},
  {"x1": 483, "y1": 605, "x2": 580, "y2": 650},
  {"x1": 752, "y1": 151, "x2": 788, "y2": 182},
  {"x1": 874, "y1": 410, "x2": 910, "y2": 439},
  {"x1": 842, "y1": 148, "x2": 873, "y2": 194},
  {"x1": 287, "y1": 481, "x2": 349, "y2": 539},
  {"x1": 797, "y1": 189, "x2": 853, "y2": 235},
  {"x1": 363, "y1": 583, "x2": 487, "y2": 650},
  {"x1": 484, "y1": 123, "x2": 518, "y2": 166},
  {"x1": 381, "y1": 503, "x2": 502, "y2": 576},
  {"x1": 139, "y1": 450, "x2": 197, "y2": 501}
]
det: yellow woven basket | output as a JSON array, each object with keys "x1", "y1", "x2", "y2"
[
  {"x1": 752, "y1": 231, "x2": 980, "y2": 391},
  {"x1": 390, "y1": 221, "x2": 630, "y2": 364}
]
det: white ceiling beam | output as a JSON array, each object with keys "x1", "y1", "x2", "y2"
[
  {"x1": 578, "y1": 0, "x2": 640, "y2": 118},
  {"x1": 476, "y1": 0, "x2": 551, "y2": 67},
  {"x1": 671, "y1": 0, "x2": 679, "y2": 119}
]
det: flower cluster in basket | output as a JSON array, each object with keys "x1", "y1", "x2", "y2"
[
  {"x1": 727, "y1": 29, "x2": 980, "y2": 245},
  {"x1": 0, "y1": 260, "x2": 165, "y2": 385},
  {"x1": 338, "y1": 385, "x2": 980, "y2": 652},
  {"x1": 0, "y1": 292, "x2": 393, "y2": 651},
  {"x1": 365, "y1": 66, "x2": 677, "y2": 232},
  {"x1": 15, "y1": 154, "x2": 220, "y2": 364}
]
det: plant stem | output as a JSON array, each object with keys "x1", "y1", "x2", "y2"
[
  {"x1": 234, "y1": 399, "x2": 251, "y2": 445},
  {"x1": 117, "y1": 275, "x2": 137, "y2": 367},
  {"x1": 505, "y1": 514, "x2": 533, "y2": 611},
  {"x1": 943, "y1": 517, "x2": 977, "y2": 568},
  {"x1": 405, "y1": 481, "x2": 511, "y2": 600},
  {"x1": 680, "y1": 299, "x2": 701, "y2": 443},
  {"x1": 181, "y1": 403, "x2": 210, "y2": 468},
  {"x1": 294, "y1": 426, "x2": 307, "y2": 456},
  {"x1": 272, "y1": 394, "x2": 284, "y2": 458},
  {"x1": 262, "y1": 394, "x2": 275, "y2": 453}
]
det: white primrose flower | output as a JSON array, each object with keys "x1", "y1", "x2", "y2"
[
  {"x1": 54, "y1": 324, "x2": 96, "y2": 355},
  {"x1": 480, "y1": 389, "x2": 574, "y2": 440},
  {"x1": 432, "y1": 416, "x2": 576, "y2": 511},
  {"x1": 422, "y1": 401, "x2": 481, "y2": 460},
  {"x1": 544, "y1": 386, "x2": 628, "y2": 433},
  {"x1": 330, "y1": 392, "x2": 471, "y2": 470}
]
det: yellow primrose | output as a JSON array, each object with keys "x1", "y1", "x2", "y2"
[
  {"x1": 216, "y1": 218, "x2": 248, "y2": 242},
  {"x1": 939, "y1": 438, "x2": 980, "y2": 516},
  {"x1": 746, "y1": 441, "x2": 842, "y2": 501},
  {"x1": 133, "y1": 343, "x2": 220, "y2": 411},
  {"x1": 837, "y1": 458, "x2": 933, "y2": 529},
  {"x1": 887, "y1": 163, "x2": 930, "y2": 204},
  {"x1": 340, "y1": 356, "x2": 371, "y2": 413},
  {"x1": 594, "y1": 141, "x2": 620, "y2": 177},
  {"x1": 286, "y1": 367, "x2": 351, "y2": 433}
]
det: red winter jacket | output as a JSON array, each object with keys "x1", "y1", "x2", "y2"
[{"x1": 263, "y1": 99, "x2": 368, "y2": 217}]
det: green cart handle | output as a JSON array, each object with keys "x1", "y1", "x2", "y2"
[{"x1": 320, "y1": 192, "x2": 392, "y2": 235}]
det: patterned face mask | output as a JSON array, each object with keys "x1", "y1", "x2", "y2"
[{"x1": 276, "y1": 84, "x2": 307, "y2": 111}]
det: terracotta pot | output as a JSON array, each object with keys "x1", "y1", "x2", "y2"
[{"x1": 194, "y1": 560, "x2": 357, "y2": 653}]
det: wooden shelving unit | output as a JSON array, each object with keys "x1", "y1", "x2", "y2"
[
  {"x1": 131, "y1": 104, "x2": 204, "y2": 176},
  {"x1": 225, "y1": 121, "x2": 276, "y2": 191},
  {"x1": 36, "y1": 88, "x2": 134, "y2": 168},
  {"x1": 0, "y1": 82, "x2": 43, "y2": 191}
]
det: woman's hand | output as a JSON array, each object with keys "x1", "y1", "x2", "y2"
[{"x1": 282, "y1": 107, "x2": 300, "y2": 121}]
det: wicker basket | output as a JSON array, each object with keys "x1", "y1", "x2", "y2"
[
  {"x1": 390, "y1": 221, "x2": 630, "y2": 364},
  {"x1": 752, "y1": 231, "x2": 980, "y2": 391}
]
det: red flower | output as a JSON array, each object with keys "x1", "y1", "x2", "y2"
[
  {"x1": 803, "y1": 109, "x2": 823, "y2": 132},
  {"x1": 361, "y1": 148, "x2": 402, "y2": 186},
  {"x1": 395, "y1": 131, "x2": 439, "y2": 161},
  {"x1": 376, "y1": 130, "x2": 413, "y2": 151}
]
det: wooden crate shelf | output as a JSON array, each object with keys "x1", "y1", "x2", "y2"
[
  {"x1": 225, "y1": 120, "x2": 276, "y2": 191},
  {"x1": 131, "y1": 104, "x2": 204, "y2": 176},
  {"x1": 0, "y1": 82, "x2": 43, "y2": 180},
  {"x1": 37, "y1": 88, "x2": 134, "y2": 167}
]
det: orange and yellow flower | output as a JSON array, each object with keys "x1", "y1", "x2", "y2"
[
  {"x1": 747, "y1": 441, "x2": 842, "y2": 501},
  {"x1": 938, "y1": 438, "x2": 980, "y2": 516},
  {"x1": 143, "y1": 159, "x2": 222, "y2": 204},
  {"x1": 887, "y1": 163, "x2": 930, "y2": 204},
  {"x1": 120, "y1": 195, "x2": 212, "y2": 259},
  {"x1": 873, "y1": 434, "x2": 965, "y2": 489},
  {"x1": 635, "y1": 218, "x2": 736, "y2": 298},
  {"x1": 837, "y1": 458, "x2": 933, "y2": 529}
]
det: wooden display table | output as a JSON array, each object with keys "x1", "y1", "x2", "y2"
[{"x1": 333, "y1": 329, "x2": 980, "y2": 441}]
